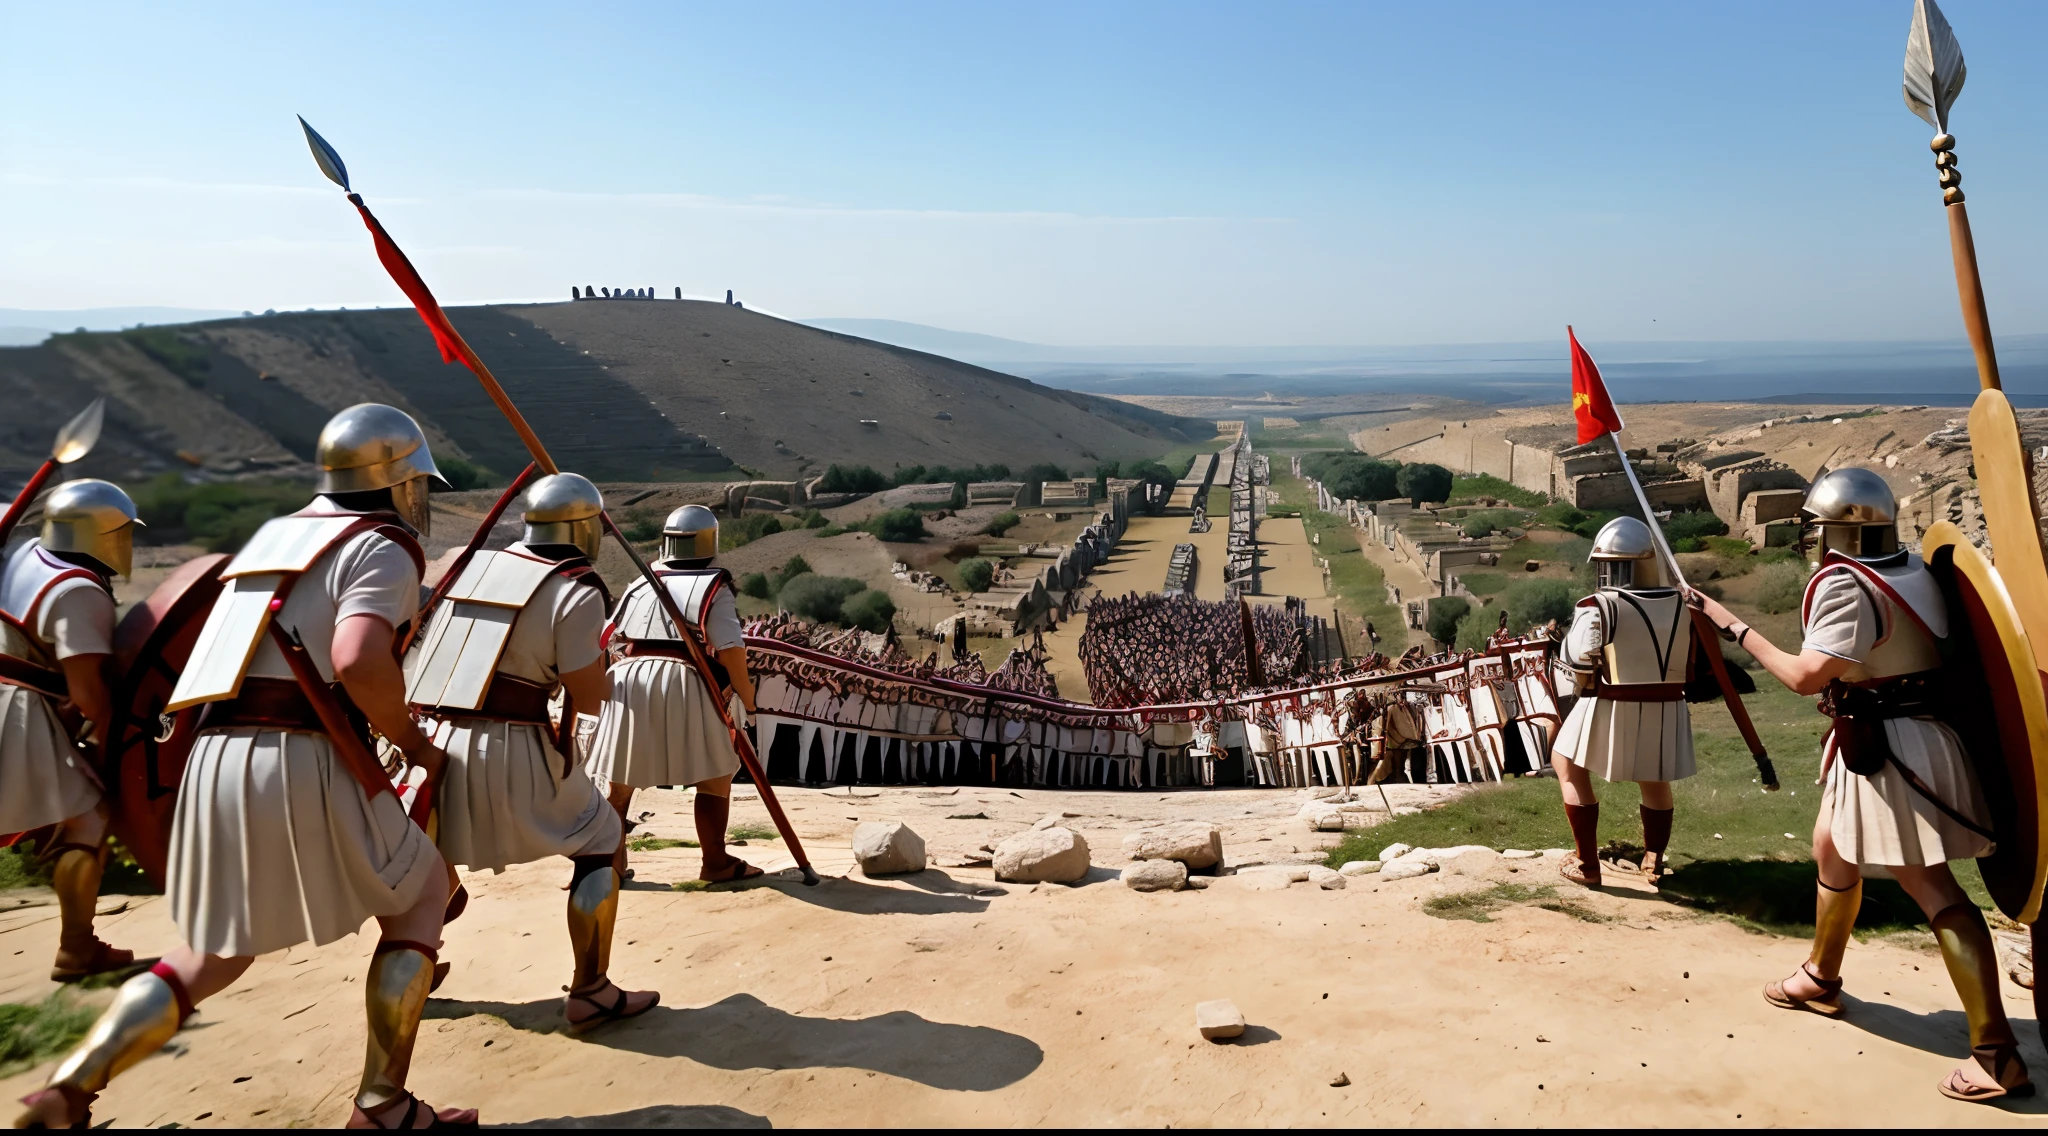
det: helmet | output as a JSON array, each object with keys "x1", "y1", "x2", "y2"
[
  {"x1": 315, "y1": 403, "x2": 448, "y2": 536},
  {"x1": 661, "y1": 504, "x2": 719, "y2": 562},
  {"x1": 522, "y1": 473, "x2": 604, "y2": 559},
  {"x1": 41, "y1": 479, "x2": 143, "y2": 577},
  {"x1": 1588, "y1": 515, "x2": 1665, "y2": 589},
  {"x1": 1803, "y1": 467, "x2": 1898, "y2": 561}
]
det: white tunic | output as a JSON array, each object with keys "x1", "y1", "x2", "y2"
[
  {"x1": 1551, "y1": 591, "x2": 1696, "y2": 783},
  {"x1": 423, "y1": 548, "x2": 619, "y2": 872},
  {"x1": 168, "y1": 516, "x2": 441, "y2": 958},
  {"x1": 1805, "y1": 561, "x2": 1991, "y2": 870},
  {"x1": 588, "y1": 568, "x2": 744, "y2": 789},
  {"x1": 0, "y1": 542, "x2": 110, "y2": 833}
]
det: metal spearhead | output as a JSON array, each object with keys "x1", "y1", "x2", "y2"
[
  {"x1": 297, "y1": 115, "x2": 352, "y2": 191},
  {"x1": 1903, "y1": 0, "x2": 1966, "y2": 130},
  {"x1": 51, "y1": 397, "x2": 105, "y2": 464}
]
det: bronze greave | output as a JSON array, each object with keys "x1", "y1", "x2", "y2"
[
  {"x1": 44, "y1": 969, "x2": 184, "y2": 1100},
  {"x1": 1930, "y1": 902, "x2": 2026, "y2": 1085},
  {"x1": 50, "y1": 845, "x2": 103, "y2": 951},
  {"x1": 567, "y1": 856, "x2": 620, "y2": 994},
  {"x1": 357, "y1": 943, "x2": 435, "y2": 1111},
  {"x1": 1809, "y1": 878, "x2": 1862, "y2": 980}
]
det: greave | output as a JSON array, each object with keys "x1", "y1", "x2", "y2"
[
  {"x1": 1639, "y1": 806, "x2": 1674, "y2": 856},
  {"x1": 1563, "y1": 801, "x2": 1600, "y2": 868},
  {"x1": 1809, "y1": 878, "x2": 1861, "y2": 980},
  {"x1": 1930, "y1": 902, "x2": 2028, "y2": 1087},
  {"x1": 50, "y1": 844, "x2": 103, "y2": 951},
  {"x1": 567, "y1": 856, "x2": 620, "y2": 994},
  {"x1": 358, "y1": 942, "x2": 436, "y2": 1112},
  {"x1": 44, "y1": 966, "x2": 186, "y2": 1101},
  {"x1": 694, "y1": 792, "x2": 731, "y2": 873}
]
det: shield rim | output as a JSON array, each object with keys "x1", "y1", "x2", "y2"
[{"x1": 1923, "y1": 521, "x2": 2048, "y2": 922}]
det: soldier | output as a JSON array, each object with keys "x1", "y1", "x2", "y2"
[
  {"x1": 1549, "y1": 516, "x2": 1693, "y2": 887},
  {"x1": 1694, "y1": 468, "x2": 2026, "y2": 1103},
  {"x1": 18, "y1": 404, "x2": 475, "y2": 1128},
  {"x1": 590, "y1": 504, "x2": 761, "y2": 884},
  {"x1": 407, "y1": 472, "x2": 657, "y2": 1031},
  {"x1": 0, "y1": 479, "x2": 141, "y2": 981}
]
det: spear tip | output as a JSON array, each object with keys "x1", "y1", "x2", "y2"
[{"x1": 297, "y1": 115, "x2": 352, "y2": 192}]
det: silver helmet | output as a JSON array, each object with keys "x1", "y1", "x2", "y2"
[
  {"x1": 1588, "y1": 515, "x2": 1665, "y2": 589},
  {"x1": 661, "y1": 504, "x2": 719, "y2": 562},
  {"x1": 315, "y1": 403, "x2": 448, "y2": 537},
  {"x1": 522, "y1": 473, "x2": 604, "y2": 559},
  {"x1": 42, "y1": 479, "x2": 143, "y2": 577},
  {"x1": 1803, "y1": 467, "x2": 1898, "y2": 561}
]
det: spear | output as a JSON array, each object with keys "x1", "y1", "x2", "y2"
[
  {"x1": 298, "y1": 117, "x2": 820, "y2": 885},
  {"x1": 0, "y1": 399, "x2": 106, "y2": 548}
]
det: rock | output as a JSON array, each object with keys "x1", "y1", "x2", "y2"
[
  {"x1": 1501, "y1": 849, "x2": 1541, "y2": 860},
  {"x1": 1380, "y1": 860, "x2": 1434, "y2": 881},
  {"x1": 1240, "y1": 868, "x2": 1293, "y2": 891},
  {"x1": 1308, "y1": 866, "x2": 1346, "y2": 890},
  {"x1": 1330, "y1": 1072, "x2": 1351, "y2": 1087},
  {"x1": 994, "y1": 826, "x2": 1091, "y2": 883},
  {"x1": 852, "y1": 821, "x2": 926, "y2": 876},
  {"x1": 1541, "y1": 848, "x2": 1570, "y2": 859},
  {"x1": 1312, "y1": 810, "x2": 1348, "y2": 832},
  {"x1": 1337, "y1": 860, "x2": 1381, "y2": 877},
  {"x1": 1196, "y1": 999, "x2": 1246, "y2": 1040},
  {"x1": 1124, "y1": 859, "x2": 1188, "y2": 892},
  {"x1": 1185, "y1": 875, "x2": 1212, "y2": 890},
  {"x1": 1121, "y1": 822, "x2": 1224, "y2": 870},
  {"x1": 1442, "y1": 851, "x2": 1497, "y2": 877},
  {"x1": 1032, "y1": 813, "x2": 1065, "y2": 830},
  {"x1": 1378, "y1": 842, "x2": 1413, "y2": 862}
]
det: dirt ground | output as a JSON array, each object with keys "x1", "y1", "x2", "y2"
[{"x1": 2, "y1": 783, "x2": 2039, "y2": 1128}]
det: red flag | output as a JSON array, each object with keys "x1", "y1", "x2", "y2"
[
  {"x1": 350, "y1": 194, "x2": 469, "y2": 367},
  {"x1": 1568, "y1": 326, "x2": 1624, "y2": 445}
]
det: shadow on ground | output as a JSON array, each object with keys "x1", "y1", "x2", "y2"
[
  {"x1": 489, "y1": 1104, "x2": 771, "y2": 1128},
  {"x1": 1837, "y1": 1001, "x2": 2048, "y2": 1114},
  {"x1": 428, "y1": 992, "x2": 1042, "y2": 1092},
  {"x1": 1656, "y1": 859, "x2": 1929, "y2": 935},
  {"x1": 758, "y1": 875, "x2": 992, "y2": 915}
]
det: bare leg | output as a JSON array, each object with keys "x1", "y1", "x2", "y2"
[
  {"x1": 1550, "y1": 750, "x2": 1596, "y2": 807},
  {"x1": 605, "y1": 782, "x2": 634, "y2": 878}
]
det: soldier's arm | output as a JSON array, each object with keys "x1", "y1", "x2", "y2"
[
  {"x1": 332, "y1": 613, "x2": 443, "y2": 776},
  {"x1": 56, "y1": 654, "x2": 111, "y2": 744},
  {"x1": 1691, "y1": 591, "x2": 1851, "y2": 696},
  {"x1": 718, "y1": 646, "x2": 756, "y2": 713},
  {"x1": 559, "y1": 659, "x2": 608, "y2": 713}
]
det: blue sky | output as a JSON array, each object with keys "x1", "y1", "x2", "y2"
[{"x1": 4, "y1": 0, "x2": 2045, "y2": 345}]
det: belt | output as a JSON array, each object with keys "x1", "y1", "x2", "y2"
[
  {"x1": 419, "y1": 675, "x2": 555, "y2": 726},
  {"x1": 199, "y1": 677, "x2": 373, "y2": 745},
  {"x1": 618, "y1": 639, "x2": 731, "y2": 690},
  {"x1": 0, "y1": 654, "x2": 66, "y2": 700},
  {"x1": 1819, "y1": 671, "x2": 1943, "y2": 721},
  {"x1": 1592, "y1": 681, "x2": 1686, "y2": 703}
]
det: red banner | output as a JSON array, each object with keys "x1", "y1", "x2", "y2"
[
  {"x1": 1568, "y1": 327, "x2": 1625, "y2": 444},
  {"x1": 350, "y1": 195, "x2": 467, "y2": 367}
]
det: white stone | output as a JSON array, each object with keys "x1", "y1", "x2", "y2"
[
  {"x1": 1239, "y1": 868, "x2": 1294, "y2": 891},
  {"x1": 1032, "y1": 813, "x2": 1065, "y2": 831},
  {"x1": 994, "y1": 826, "x2": 1092, "y2": 883},
  {"x1": 1378, "y1": 842, "x2": 1413, "y2": 862},
  {"x1": 1311, "y1": 809, "x2": 1348, "y2": 832},
  {"x1": 1380, "y1": 860, "x2": 1434, "y2": 881},
  {"x1": 1124, "y1": 859, "x2": 1188, "y2": 892},
  {"x1": 1308, "y1": 866, "x2": 1347, "y2": 890},
  {"x1": 1541, "y1": 848, "x2": 1571, "y2": 859},
  {"x1": 1196, "y1": 999, "x2": 1246, "y2": 1040},
  {"x1": 1501, "y1": 849, "x2": 1541, "y2": 860},
  {"x1": 1337, "y1": 860, "x2": 1381, "y2": 877},
  {"x1": 1121, "y1": 822, "x2": 1224, "y2": 870},
  {"x1": 852, "y1": 821, "x2": 926, "y2": 876}
]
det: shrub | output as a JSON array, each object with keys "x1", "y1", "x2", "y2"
[
  {"x1": 815, "y1": 464, "x2": 889, "y2": 494},
  {"x1": 1397, "y1": 463, "x2": 1454, "y2": 506},
  {"x1": 130, "y1": 474, "x2": 307, "y2": 552},
  {"x1": 1454, "y1": 605, "x2": 1499, "y2": 651},
  {"x1": 1500, "y1": 578, "x2": 1576, "y2": 630},
  {"x1": 620, "y1": 511, "x2": 663, "y2": 542},
  {"x1": 438, "y1": 456, "x2": 493, "y2": 491},
  {"x1": 958, "y1": 557, "x2": 995, "y2": 592},
  {"x1": 983, "y1": 511, "x2": 1021, "y2": 537},
  {"x1": 862, "y1": 508, "x2": 928, "y2": 542},
  {"x1": 723, "y1": 513, "x2": 783, "y2": 550},
  {"x1": 778, "y1": 574, "x2": 866, "y2": 623},
  {"x1": 1299, "y1": 452, "x2": 1399, "y2": 502},
  {"x1": 890, "y1": 463, "x2": 1010, "y2": 487},
  {"x1": 738, "y1": 572, "x2": 771, "y2": 599},
  {"x1": 1703, "y1": 535, "x2": 1752, "y2": 559},
  {"x1": 122, "y1": 328, "x2": 210, "y2": 379},
  {"x1": 788, "y1": 508, "x2": 827, "y2": 529},
  {"x1": 777, "y1": 554, "x2": 812, "y2": 581},
  {"x1": 1755, "y1": 560, "x2": 1813, "y2": 615},
  {"x1": 1426, "y1": 597, "x2": 1470, "y2": 645},
  {"x1": 841, "y1": 588, "x2": 897, "y2": 633},
  {"x1": 1664, "y1": 510, "x2": 1729, "y2": 552}
]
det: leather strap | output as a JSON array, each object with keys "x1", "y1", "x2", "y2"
[
  {"x1": 0, "y1": 653, "x2": 66, "y2": 699},
  {"x1": 1592, "y1": 680, "x2": 1686, "y2": 703},
  {"x1": 199, "y1": 676, "x2": 368, "y2": 739}
]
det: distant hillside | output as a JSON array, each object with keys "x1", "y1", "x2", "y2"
[{"x1": 0, "y1": 300, "x2": 1211, "y2": 488}]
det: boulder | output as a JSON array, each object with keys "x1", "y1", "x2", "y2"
[
  {"x1": 1378, "y1": 842, "x2": 1413, "y2": 862},
  {"x1": 1121, "y1": 823, "x2": 1224, "y2": 870},
  {"x1": 1124, "y1": 859, "x2": 1188, "y2": 892},
  {"x1": 994, "y1": 826, "x2": 1091, "y2": 883},
  {"x1": 1239, "y1": 868, "x2": 1294, "y2": 891},
  {"x1": 853, "y1": 821, "x2": 926, "y2": 876},
  {"x1": 1196, "y1": 999, "x2": 1246, "y2": 1040},
  {"x1": 1307, "y1": 866, "x2": 1346, "y2": 890},
  {"x1": 1337, "y1": 860, "x2": 1381, "y2": 877},
  {"x1": 1306, "y1": 807, "x2": 1348, "y2": 833},
  {"x1": 1380, "y1": 860, "x2": 1434, "y2": 881}
]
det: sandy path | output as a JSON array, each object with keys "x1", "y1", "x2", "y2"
[{"x1": 0, "y1": 784, "x2": 2039, "y2": 1128}]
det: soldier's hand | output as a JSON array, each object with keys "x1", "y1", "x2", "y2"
[{"x1": 405, "y1": 742, "x2": 453, "y2": 789}]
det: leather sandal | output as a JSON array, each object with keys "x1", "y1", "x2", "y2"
[
  {"x1": 50, "y1": 938, "x2": 135, "y2": 983},
  {"x1": 345, "y1": 1091, "x2": 479, "y2": 1129},
  {"x1": 1763, "y1": 962, "x2": 1845, "y2": 1018},
  {"x1": 15, "y1": 1084, "x2": 91, "y2": 1129},
  {"x1": 699, "y1": 858, "x2": 765, "y2": 885},
  {"x1": 1558, "y1": 857, "x2": 1601, "y2": 889},
  {"x1": 1937, "y1": 1054, "x2": 2035, "y2": 1103},
  {"x1": 1639, "y1": 851, "x2": 1667, "y2": 885},
  {"x1": 564, "y1": 983, "x2": 659, "y2": 1037}
]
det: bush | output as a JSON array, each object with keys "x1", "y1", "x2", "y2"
[
  {"x1": 1397, "y1": 463, "x2": 1454, "y2": 506},
  {"x1": 723, "y1": 512, "x2": 783, "y2": 550},
  {"x1": 983, "y1": 511, "x2": 1021, "y2": 537},
  {"x1": 1703, "y1": 535, "x2": 1752, "y2": 559},
  {"x1": 1299, "y1": 452, "x2": 1399, "y2": 503},
  {"x1": 1463, "y1": 516, "x2": 1495, "y2": 539},
  {"x1": 790, "y1": 508, "x2": 827, "y2": 529},
  {"x1": 889, "y1": 463, "x2": 1010, "y2": 487},
  {"x1": 1426, "y1": 597, "x2": 1470, "y2": 645},
  {"x1": 777, "y1": 554, "x2": 812, "y2": 582},
  {"x1": 130, "y1": 474, "x2": 308, "y2": 552},
  {"x1": 620, "y1": 511, "x2": 663, "y2": 542},
  {"x1": 1755, "y1": 560, "x2": 1813, "y2": 615},
  {"x1": 1500, "y1": 578, "x2": 1576, "y2": 630},
  {"x1": 1664, "y1": 510, "x2": 1729, "y2": 552},
  {"x1": 815, "y1": 464, "x2": 889, "y2": 494},
  {"x1": 122, "y1": 328, "x2": 210, "y2": 379},
  {"x1": 1018, "y1": 463, "x2": 1068, "y2": 506},
  {"x1": 862, "y1": 508, "x2": 928, "y2": 542},
  {"x1": 958, "y1": 557, "x2": 995, "y2": 592},
  {"x1": 1454, "y1": 605, "x2": 1500, "y2": 651},
  {"x1": 738, "y1": 572, "x2": 771, "y2": 599},
  {"x1": 840, "y1": 588, "x2": 897, "y2": 633},
  {"x1": 778, "y1": 574, "x2": 866, "y2": 623},
  {"x1": 438, "y1": 456, "x2": 493, "y2": 491}
]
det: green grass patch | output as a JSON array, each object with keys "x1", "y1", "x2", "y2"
[
  {"x1": 1423, "y1": 882, "x2": 1610, "y2": 924},
  {"x1": 1271, "y1": 474, "x2": 1406, "y2": 654},
  {"x1": 1454, "y1": 571, "x2": 1510, "y2": 597},
  {"x1": 727, "y1": 823, "x2": 778, "y2": 842},
  {"x1": 1657, "y1": 858, "x2": 1932, "y2": 937},
  {"x1": 671, "y1": 879, "x2": 711, "y2": 892},
  {"x1": 628, "y1": 835, "x2": 698, "y2": 852},
  {"x1": 1449, "y1": 474, "x2": 1548, "y2": 509},
  {"x1": 0, "y1": 992, "x2": 98, "y2": 1075}
]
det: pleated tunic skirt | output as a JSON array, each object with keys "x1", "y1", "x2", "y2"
[
  {"x1": 1552, "y1": 695, "x2": 1696, "y2": 783},
  {"x1": 588, "y1": 656, "x2": 739, "y2": 789},
  {"x1": 167, "y1": 728, "x2": 441, "y2": 958},
  {"x1": 1823, "y1": 717, "x2": 1992, "y2": 870},
  {"x1": 425, "y1": 717, "x2": 619, "y2": 872},
  {"x1": 0, "y1": 686, "x2": 101, "y2": 834}
]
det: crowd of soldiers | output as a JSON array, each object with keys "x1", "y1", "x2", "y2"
[{"x1": 1075, "y1": 592, "x2": 1309, "y2": 709}]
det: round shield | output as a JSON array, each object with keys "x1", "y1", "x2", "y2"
[
  {"x1": 103, "y1": 553, "x2": 228, "y2": 888},
  {"x1": 1922, "y1": 522, "x2": 2048, "y2": 922}
]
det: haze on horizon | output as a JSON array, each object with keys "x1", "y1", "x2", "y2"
[{"x1": 6, "y1": 0, "x2": 2048, "y2": 348}]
